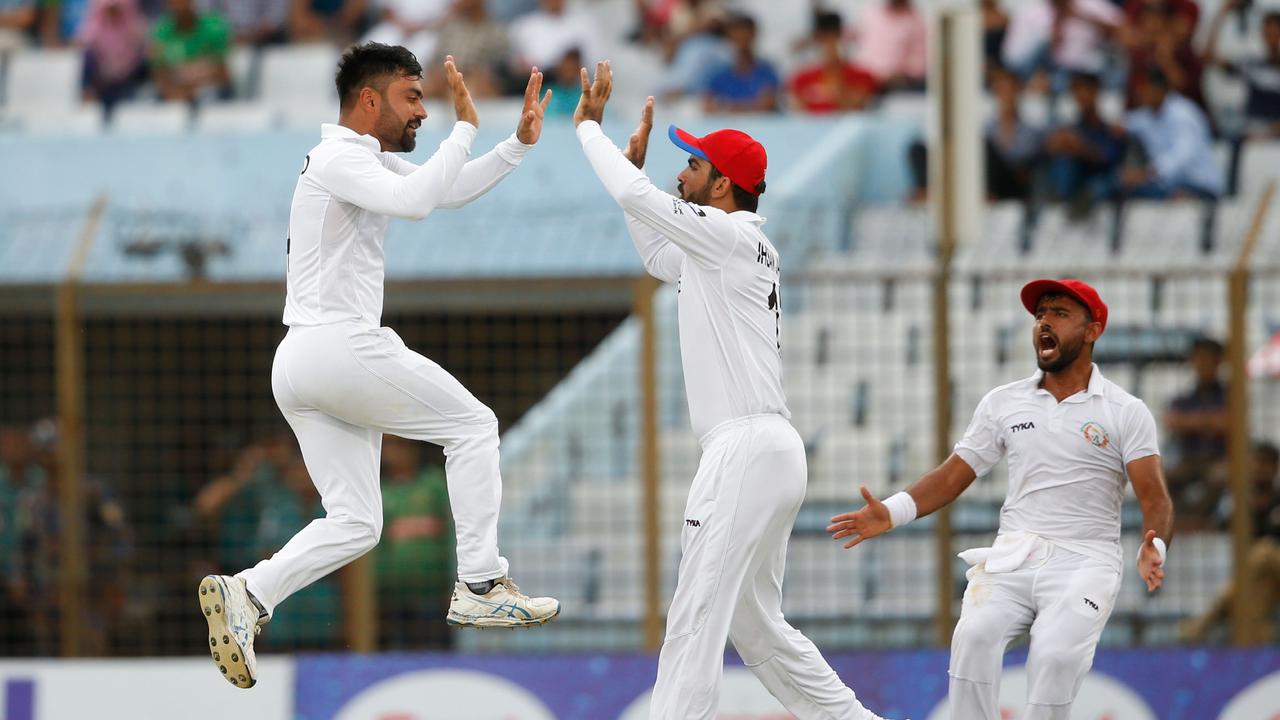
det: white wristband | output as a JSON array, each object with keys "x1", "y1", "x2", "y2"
[
  {"x1": 1139, "y1": 537, "x2": 1167, "y2": 564},
  {"x1": 883, "y1": 491, "x2": 918, "y2": 529}
]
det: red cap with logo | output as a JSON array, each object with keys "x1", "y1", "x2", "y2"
[
  {"x1": 668, "y1": 125, "x2": 767, "y2": 196},
  {"x1": 1020, "y1": 278, "x2": 1109, "y2": 334}
]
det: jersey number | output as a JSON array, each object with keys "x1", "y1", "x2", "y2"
[{"x1": 767, "y1": 283, "x2": 780, "y2": 350}]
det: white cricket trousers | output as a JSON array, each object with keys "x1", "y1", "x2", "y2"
[
  {"x1": 650, "y1": 414, "x2": 877, "y2": 720},
  {"x1": 949, "y1": 540, "x2": 1121, "y2": 720},
  {"x1": 238, "y1": 322, "x2": 509, "y2": 616}
]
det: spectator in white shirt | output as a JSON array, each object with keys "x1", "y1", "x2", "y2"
[
  {"x1": 362, "y1": 0, "x2": 450, "y2": 66},
  {"x1": 1121, "y1": 67, "x2": 1224, "y2": 199},
  {"x1": 1003, "y1": 0, "x2": 1123, "y2": 89},
  {"x1": 509, "y1": 0, "x2": 600, "y2": 71}
]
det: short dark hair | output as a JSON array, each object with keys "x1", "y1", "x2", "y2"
[
  {"x1": 1144, "y1": 66, "x2": 1170, "y2": 90},
  {"x1": 335, "y1": 42, "x2": 423, "y2": 111},
  {"x1": 1070, "y1": 70, "x2": 1101, "y2": 88},
  {"x1": 1191, "y1": 337, "x2": 1225, "y2": 356},
  {"x1": 726, "y1": 12, "x2": 756, "y2": 32},
  {"x1": 1257, "y1": 441, "x2": 1280, "y2": 468},
  {"x1": 708, "y1": 166, "x2": 762, "y2": 212},
  {"x1": 814, "y1": 11, "x2": 843, "y2": 36}
]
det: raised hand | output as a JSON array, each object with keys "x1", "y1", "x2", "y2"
[
  {"x1": 444, "y1": 55, "x2": 479, "y2": 128},
  {"x1": 1138, "y1": 529, "x2": 1166, "y2": 592},
  {"x1": 516, "y1": 66, "x2": 553, "y2": 144},
  {"x1": 826, "y1": 486, "x2": 893, "y2": 549},
  {"x1": 573, "y1": 60, "x2": 613, "y2": 127},
  {"x1": 623, "y1": 96, "x2": 655, "y2": 169}
]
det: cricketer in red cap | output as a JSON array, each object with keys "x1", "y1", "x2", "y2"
[
  {"x1": 1020, "y1": 278, "x2": 1108, "y2": 373},
  {"x1": 668, "y1": 125, "x2": 768, "y2": 198}
]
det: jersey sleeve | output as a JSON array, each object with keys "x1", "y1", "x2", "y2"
[
  {"x1": 953, "y1": 391, "x2": 1006, "y2": 477},
  {"x1": 625, "y1": 212, "x2": 685, "y2": 283},
  {"x1": 312, "y1": 121, "x2": 476, "y2": 220},
  {"x1": 1120, "y1": 400, "x2": 1161, "y2": 465},
  {"x1": 576, "y1": 120, "x2": 736, "y2": 269}
]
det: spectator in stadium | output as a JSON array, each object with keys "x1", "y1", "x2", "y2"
[
  {"x1": 985, "y1": 64, "x2": 1043, "y2": 202},
  {"x1": 509, "y1": 0, "x2": 599, "y2": 73},
  {"x1": 375, "y1": 435, "x2": 454, "y2": 650},
  {"x1": 1180, "y1": 441, "x2": 1280, "y2": 643},
  {"x1": 1043, "y1": 70, "x2": 1127, "y2": 210},
  {"x1": 38, "y1": 0, "x2": 89, "y2": 46},
  {"x1": 981, "y1": 0, "x2": 1010, "y2": 71},
  {"x1": 425, "y1": 0, "x2": 511, "y2": 100},
  {"x1": 654, "y1": 0, "x2": 730, "y2": 100},
  {"x1": 703, "y1": 12, "x2": 780, "y2": 113},
  {"x1": 853, "y1": 0, "x2": 927, "y2": 91},
  {"x1": 15, "y1": 418, "x2": 133, "y2": 655},
  {"x1": 0, "y1": 0, "x2": 37, "y2": 52},
  {"x1": 1123, "y1": 0, "x2": 1199, "y2": 48},
  {"x1": 1003, "y1": 0, "x2": 1124, "y2": 91},
  {"x1": 77, "y1": 0, "x2": 149, "y2": 113},
  {"x1": 150, "y1": 0, "x2": 232, "y2": 103},
  {"x1": 788, "y1": 10, "x2": 879, "y2": 114},
  {"x1": 362, "y1": 0, "x2": 449, "y2": 66},
  {"x1": 193, "y1": 434, "x2": 298, "y2": 576},
  {"x1": 1123, "y1": 3, "x2": 1206, "y2": 114},
  {"x1": 546, "y1": 46, "x2": 584, "y2": 115},
  {"x1": 198, "y1": 0, "x2": 289, "y2": 46},
  {"x1": 1204, "y1": 2, "x2": 1280, "y2": 140},
  {"x1": 288, "y1": 0, "x2": 367, "y2": 45},
  {"x1": 1164, "y1": 337, "x2": 1230, "y2": 528},
  {"x1": 1121, "y1": 67, "x2": 1224, "y2": 199},
  {"x1": 0, "y1": 426, "x2": 40, "y2": 655},
  {"x1": 251, "y1": 457, "x2": 339, "y2": 650}
]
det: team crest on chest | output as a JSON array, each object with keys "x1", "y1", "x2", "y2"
[{"x1": 1081, "y1": 421, "x2": 1110, "y2": 449}]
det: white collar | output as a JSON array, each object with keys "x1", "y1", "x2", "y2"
[{"x1": 320, "y1": 123, "x2": 381, "y2": 152}]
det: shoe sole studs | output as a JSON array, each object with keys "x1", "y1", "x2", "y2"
[{"x1": 197, "y1": 576, "x2": 257, "y2": 690}]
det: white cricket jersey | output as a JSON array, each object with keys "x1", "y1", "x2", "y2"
[
  {"x1": 576, "y1": 121, "x2": 789, "y2": 439},
  {"x1": 954, "y1": 364, "x2": 1160, "y2": 571},
  {"x1": 283, "y1": 122, "x2": 532, "y2": 328}
]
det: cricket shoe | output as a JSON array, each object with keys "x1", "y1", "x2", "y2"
[
  {"x1": 446, "y1": 576, "x2": 560, "y2": 628},
  {"x1": 198, "y1": 575, "x2": 265, "y2": 688}
]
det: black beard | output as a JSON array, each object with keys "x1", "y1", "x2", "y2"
[
  {"x1": 399, "y1": 128, "x2": 416, "y2": 152},
  {"x1": 679, "y1": 181, "x2": 710, "y2": 206},
  {"x1": 1037, "y1": 336, "x2": 1084, "y2": 373}
]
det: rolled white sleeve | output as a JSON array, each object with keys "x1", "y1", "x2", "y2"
[
  {"x1": 954, "y1": 392, "x2": 1006, "y2": 478},
  {"x1": 576, "y1": 120, "x2": 735, "y2": 269},
  {"x1": 1120, "y1": 400, "x2": 1161, "y2": 466},
  {"x1": 312, "y1": 121, "x2": 476, "y2": 220}
]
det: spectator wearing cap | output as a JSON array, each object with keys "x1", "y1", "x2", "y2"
[
  {"x1": 788, "y1": 11, "x2": 879, "y2": 114},
  {"x1": 1121, "y1": 67, "x2": 1224, "y2": 199},
  {"x1": 1164, "y1": 337, "x2": 1230, "y2": 528},
  {"x1": 1205, "y1": 2, "x2": 1280, "y2": 140},
  {"x1": 0, "y1": 0, "x2": 37, "y2": 52},
  {"x1": 509, "y1": 0, "x2": 600, "y2": 73},
  {"x1": 151, "y1": 0, "x2": 231, "y2": 103},
  {"x1": 1044, "y1": 71, "x2": 1127, "y2": 209},
  {"x1": 288, "y1": 0, "x2": 367, "y2": 45},
  {"x1": 1003, "y1": 0, "x2": 1124, "y2": 89},
  {"x1": 424, "y1": 0, "x2": 511, "y2": 99},
  {"x1": 703, "y1": 12, "x2": 780, "y2": 113},
  {"x1": 853, "y1": 0, "x2": 927, "y2": 91},
  {"x1": 199, "y1": 0, "x2": 289, "y2": 46},
  {"x1": 77, "y1": 0, "x2": 149, "y2": 113}
]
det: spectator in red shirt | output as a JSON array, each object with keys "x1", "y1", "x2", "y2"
[{"x1": 789, "y1": 11, "x2": 879, "y2": 113}]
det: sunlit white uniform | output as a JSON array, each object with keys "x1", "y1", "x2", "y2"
[
  {"x1": 949, "y1": 365, "x2": 1160, "y2": 719},
  {"x1": 239, "y1": 121, "x2": 532, "y2": 616},
  {"x1": 578, "y1": 120, "x2": 881, "y2": 720}
]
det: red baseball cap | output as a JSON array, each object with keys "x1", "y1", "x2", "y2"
[
  {"x1": 668, "y1": 124, "x2": 767, "y2": 196},
  {"x1": 1020, "y1": 278, "x2": 1108, "y2": 334}
]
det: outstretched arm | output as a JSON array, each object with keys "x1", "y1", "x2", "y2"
[
  {"x1": 314, "y1": 57, "x2": 477, "y2": 220},
  {"x1": 575, "y1": 61, "x2": 734, "y2": 268},
  {"x1": 827, "y1": 454, "x2": 978, "y2": 548},
  {"x1": 618, "y1": 96, "x2": 685, "y2": 283}
]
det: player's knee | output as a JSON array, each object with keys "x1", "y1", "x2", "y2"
[
  {"x1": 949, "y1": 615, "x2": 1006, "y2": 682},
  {"x1": 1026, "y1": 647, "x2": 1086, "y2": 705},
  {"x1": 448, "y1": 408, "x2": 499, "y2": 449}
]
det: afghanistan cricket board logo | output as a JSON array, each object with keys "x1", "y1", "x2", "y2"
[{"x1": 1081, "y1": 421, "x2": 1110, "y2": 449}]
